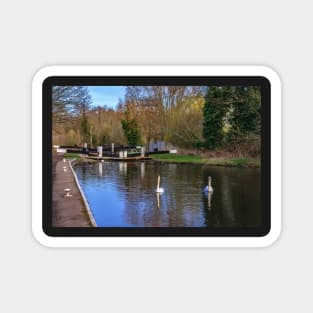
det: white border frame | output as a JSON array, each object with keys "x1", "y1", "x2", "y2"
[{"x1": 32, "y1": 66, "x2": 281, "y2": 247}]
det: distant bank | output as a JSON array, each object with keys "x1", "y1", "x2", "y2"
[{"x1": 150, "y1": 153, "x2": 260, "y2": 167}]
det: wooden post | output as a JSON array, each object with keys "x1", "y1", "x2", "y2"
[
  {"x1": 157, "y1": 175, "x2": 160, "y2": 190},
  {"x1": 208, "y1": 176, "x2": 212, "y2": 190}
]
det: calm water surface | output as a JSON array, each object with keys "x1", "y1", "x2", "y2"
[{"x1": 74, "y1": 161, "x2": 261, "y2": 227}]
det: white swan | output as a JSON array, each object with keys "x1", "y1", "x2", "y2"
[
  {"x1": 204, "y1": 176, "x2": 214, "y2": 193},
  {"x1": 155, "y1": 175, "x2": 164, "y2": 193}
]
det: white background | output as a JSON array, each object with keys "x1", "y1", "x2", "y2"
[{"x1": 0, "y1": 0, "x2": 311, "y2": 312}]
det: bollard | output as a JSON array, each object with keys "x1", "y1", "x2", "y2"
[
  {"x1": 97, "y1": 146, "x2": 103, "y2": 158},
  {"x1": 64, "y1": 188, "x2": 72, "y2": 197}
]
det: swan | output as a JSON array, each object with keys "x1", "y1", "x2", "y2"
[
  {"x1": 155, "y1": 175, "x2": 164, "y2": 193},
  {"x1": 204, "y1": 176, "x2": 213, "y2": 193}
]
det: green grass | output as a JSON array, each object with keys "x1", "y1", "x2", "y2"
[
  {"x1": 151, "y1": 153, "x2": 204, "y2": 163},
  {"x1": 63, "y1": 153, "x2": 82, "y2": 160},
  {"x1": 150, "y1": 153, "x2": 260, "y2": 167}
]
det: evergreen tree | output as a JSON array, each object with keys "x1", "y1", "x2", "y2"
[
  {"x1": 121, "y1": 118, "x2": 140, "y2": 146},
  {"x1": 228, "y1": 86, "x2": 261, "y2": 139},
  {"x1": 202, "y1": 87, "x2": 229, "y2": 149}
]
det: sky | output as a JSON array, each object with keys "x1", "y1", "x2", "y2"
[{"x1": 87, "y1": 86, "x2": 126, "y2": 109}]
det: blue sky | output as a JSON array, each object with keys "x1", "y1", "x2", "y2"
[{"x1": 88, "y1": 86, "x2": 126, "y2": 109}]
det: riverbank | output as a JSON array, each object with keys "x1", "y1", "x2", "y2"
[
  {"x1": 150, "y1": 153, "x2": 260, "y2": 167},
  {"x1": 64, "y1": 151, "x2": 260, "y2": 167},
  {"x1": 52, "y1": 153, "x2": 95, "y2": 227}
]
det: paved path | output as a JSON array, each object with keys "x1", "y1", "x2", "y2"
[{"x1": 52, "y1": 154, "x2": 92, "y2": 227}]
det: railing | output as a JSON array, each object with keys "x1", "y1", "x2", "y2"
[{"x1": 59, "y1": 145, "x2": 169, "y2": 157}]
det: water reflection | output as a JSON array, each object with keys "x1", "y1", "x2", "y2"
[
  {"x1": 98, "y1": 162, "x2": 103, "y2": 177},
  {"x1": 156, "y1": 192, "x2": 159, "y2": 208},
  {"x1": 141, "y1": 162, "x2": 145, "y2": 179},
  {"x1": 118, "y1": 162, "x2": 127, "y2": 175},
  {"x1": 207, "y1": 191, "x2": 213, "y2": 209},
  {"x1": 74, "y1": 161, "x2": 261, "y2": 227},
  {"x1": 220, "y1": 174, "x2": 236, "y2": 225}
]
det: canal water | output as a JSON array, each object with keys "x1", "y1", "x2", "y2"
[{"x1": 74, "y1": 161, "x2": 261, "y2": 227}]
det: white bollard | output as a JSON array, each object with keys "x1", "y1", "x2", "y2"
[
  {"x1": 64, "y1": 188, "x2": 72, "y2": 197},
  {"x1": 97, "y1": 146, "x2": 103, "y2": 158}
]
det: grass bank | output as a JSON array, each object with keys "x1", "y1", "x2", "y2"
[
  {"x1": 63, "y1": 153, "x2": 83, "y2": 160},
  {"x1": 150, "y1": 153, "x2": 260, "y2": 167}
]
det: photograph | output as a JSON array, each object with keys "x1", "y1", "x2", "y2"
[
  {"x1": 4, "y1": 0, "x2": 309, "y2": 310},
  {"x1": 50, "y1": 83, "x2": 264, "y2": 231}
]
